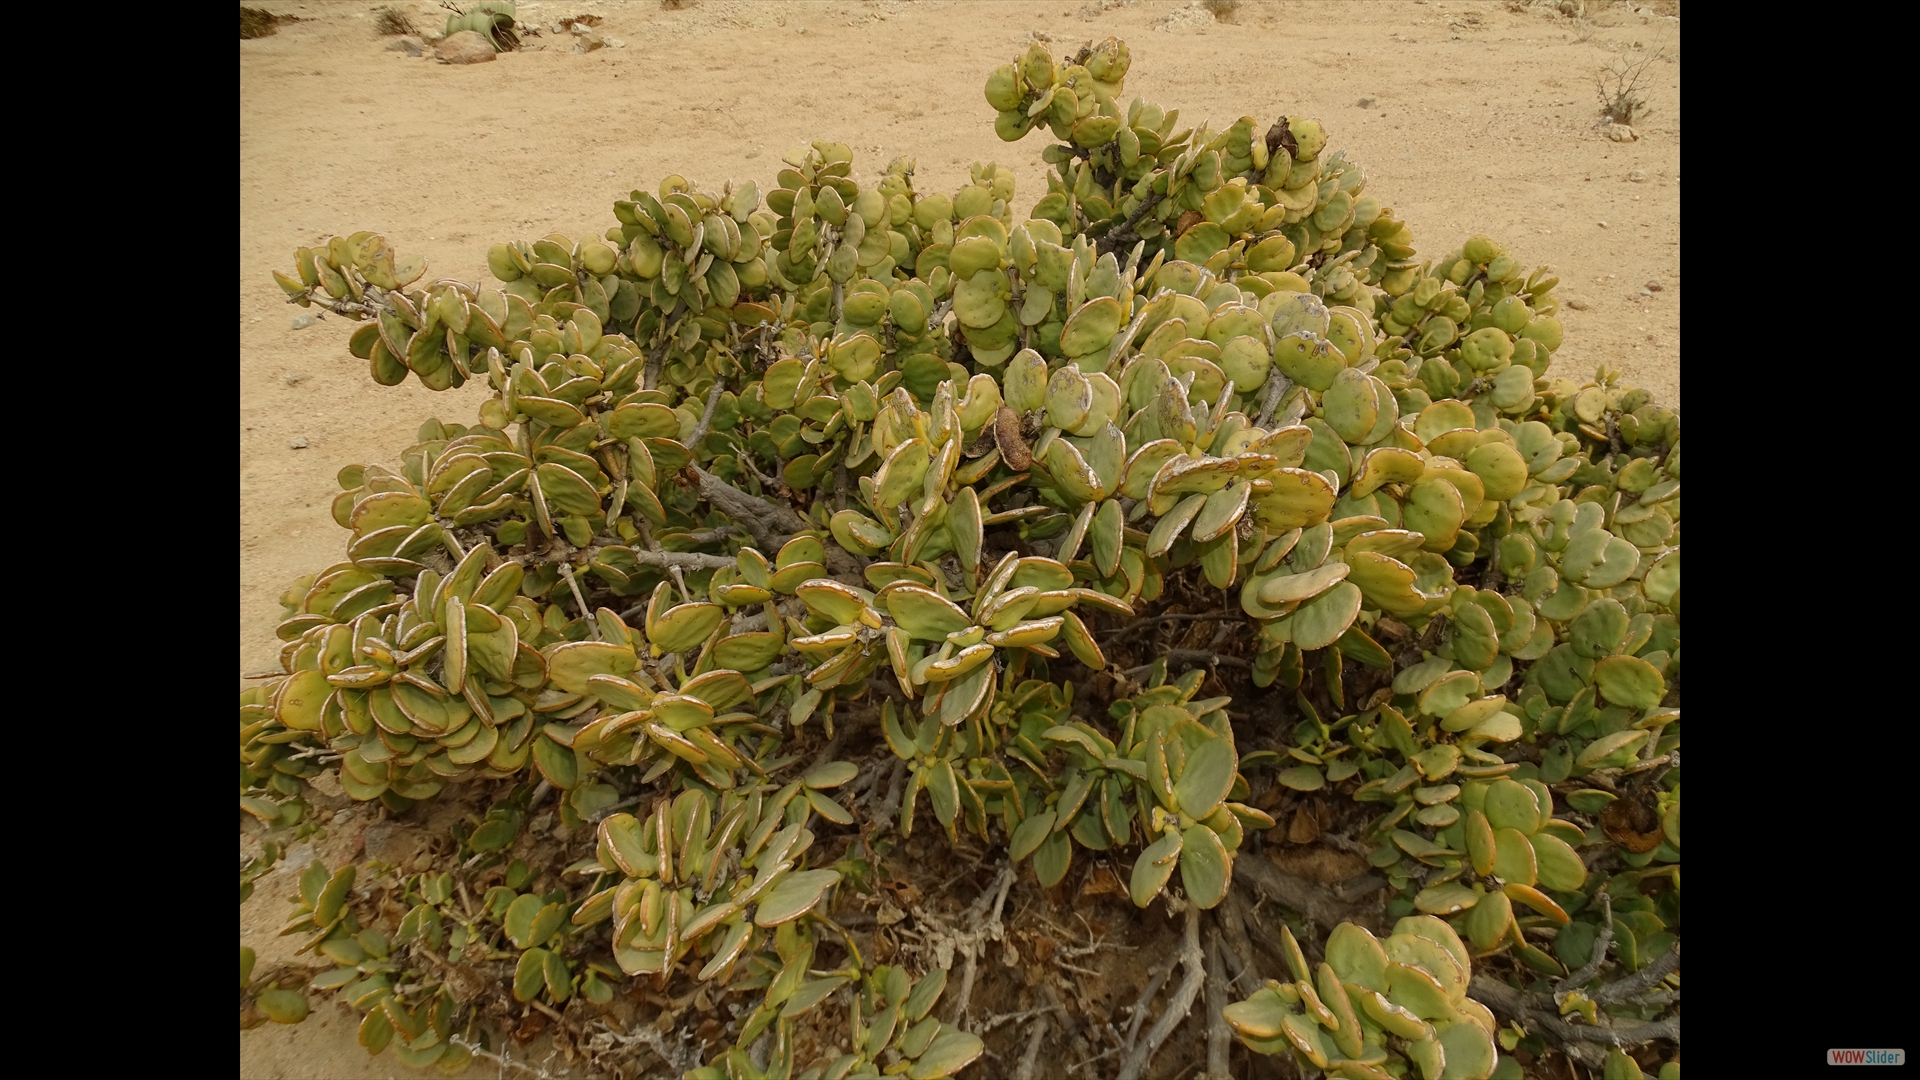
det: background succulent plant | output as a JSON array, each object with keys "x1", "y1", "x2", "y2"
[{"x1": 245, "y1": 33, "x2": 1678, "y2": 1080}]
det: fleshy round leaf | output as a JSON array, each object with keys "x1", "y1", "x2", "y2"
[
  {"x1": 1172, "y1": 736, "x2": 1236, "y2": 820},
  {"x1": 1130, "y1": 831, "x2": 1183, "y2": 907},
  {"x1": 1178, "y1": 823, "x2": 1231, "y2": 908},
  {"x1": 1593, "y1": 654, "x2": 1667, "y2": 709},
  {"x1": 907, "y1": 1030, "x2": 987, "y2": 1080},
  {"x1": 256, "y1": 988, "x2": 310, "y2": 1024}
]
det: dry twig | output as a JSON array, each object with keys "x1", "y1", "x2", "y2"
[
  {"x1": 1117, "y1": 902, "x2": 1206, "y2": 1080},
  {"x1": 1203, "y1": 929, "x2": 1232, "y2": 1080}
]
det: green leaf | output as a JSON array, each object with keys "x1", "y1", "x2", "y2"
[
  {"x1": 1482, "y1": 779, "x2": 1541, "y2": 834},
  {"x1": 1289, "y1": 581, "x2": 1363, "y2": 651},
  {"x1": 1172, "y1": 735, "x2": 1236, "y2": 819},
  {"x1": 802, "y1": 760, "x2": 860, "y2": 789},
  {"x1": 1222, "y1": 986, "x2": 1293, "y2": 1039},
  {"x1": 1531, "y1": 832, "x2": 1589, "y2": 891},
  {"x1": 1604, "y1": 1046, "x2": 1648, "y2": 1080},
  {"x1": 1413, "y1": 882, "x2": 1478, "y2": 916},
  {"x1": 543, "y1": 950, "x2": 573, "y2": 1003},
  {"x1": 504, "y1": 894, "x2": 542, "y2": 949},
  {"x1": 514, "y1": 948, "x2": 550, "y2": 1002},
  {"x1": 314, "y1": 865, "x2": 356, "y2": 926},
  {"x1": 1178, "y1": 824, "x2": 1230, "y2": 908},
  {"x1": 926, "y1": 761, "x2": 960, "y2": 828},
  {"x1": 532, "y1": 734, "x2": 581, "y2": 789},
  {"x1": 648, "y1": 601, "x2": 727, "y2": 654},
  {"x1": 1318, "y1": 961, "x2": 1364, "y2": 1058},
  {"x1": 755, "y1": 869, "x2": 841, "y2": 927},
  {"x1": 886, "y1": 586, "x2": 974, "y2": 641},
  {"x1": 804, "y1": 786, "x2": 855, "y2": 825},
  {"x1": 1325, "y1": 923, "x2": 1389, "y2": 993},
  {"x1": 1009, "y1": 809, "x2": 1057, "y2": 861},
  {"x1": 907, "y1": 1030, "x2": 986, "y2": 1079},
  {"x1": 256, "y1": 988, "x2": 309, "y2": 1024},
  {"x1": 780, "y1": 975, "x2": 850, "y2": 1019},
  {"x1": 1439, "y1": 1020, "x2": 1498, "y2": 1079},
  {"x1": 1492, "y1": 828, "x2": 1537, "y2": 888},
  {"x1": 1276, "y1": 764, "x2": 1325, "y2": 791},
  {"x1": 1130, "y1": 831, "x2": 1183, "y2": 908},
  {"x1": 903, "y1": 967, "x2": 947, "y2": 1022},
  {"x1": 546, "y1": 641, "x2": 637, "y2": 694},
  {"x1": 1576, "y1": 729, "x2": 1648, "y2": 770},
  {"x1": 298, "y1": 860, "x2": 330, "y2": 909},
  {"x1": 1033, "y1": 830, "x2": 1072, "y2": 888},
  {"x1": 1593, "y1": 654, "x2": 1666, "y2": 709},
  {"x1": 1385, "y1": 961, "x2": 1452, "y2": 1021},
  {"x1": 529, "y1": 902, "x2": 566, "y2": 949},
  {"x1": 1465, "y1": 889, "x2": 1515, "y2": 953}
]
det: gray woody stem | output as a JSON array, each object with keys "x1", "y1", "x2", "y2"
[{"x1": 1117, "y1": 902, "x2": 1206, "y2": 1080}]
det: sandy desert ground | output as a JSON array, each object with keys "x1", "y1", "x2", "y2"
[{"x1": 239, "y1": 2, "x2": 1678, "y2": 1075}]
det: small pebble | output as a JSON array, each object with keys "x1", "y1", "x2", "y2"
[
  {"x1": 1357, "y1": 97, "x2": 1375, "y2": 108},
  {"x1": 291, "y1": 314, "x2": 316, "y2": 329},
  {"x1": 284, "y1": 371, "x2": 312, "y2": 387},
  {"x1": 289, "y1": 437, "x2": 310, "y2": 450},
  {"x1": 1566, "y1": 298, "x2": 1590, "y2": 311},
  {"x1": 1628, "y1": 169, "x2": 1647, "y2": 182},
  {"x1": 1645, "y1": 281, "x2": 1663, "y2": 292},
  {"x1": 1597, "y1": 221, "x2": 1608, "y2": 228}
]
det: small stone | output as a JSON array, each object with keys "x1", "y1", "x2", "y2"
[
  {"x1": 283, "y1": 371, "x2": 312, "y2": 386},
  {"x1": 1628, "y1": 169, "x2": 1647, "y2": 182},
  {"x1": 606, "y1": 37, "x2": 625, "y2": 48},
  {"x1": 288, "y1": 437, "x2": 310, "y2": 450},
  {"x1": 435, "y1": 30, "x2": 497, "y2": 64},
  {"x1": 1357, "y1": 97, "x2": 1375, "y2": 108},
  {"x1": 385, "y1": 35, "x2": 423, "y2": 53},
  {"x1": 1644, "y1": 281, "x2": 1663, "y2": 292},
  {"x1": 1566, "y1": 298, "x2": 1590, "y2": 311},
  {"x1": 290, "y1": 314, "x2": 316, "y2": 330},
  {"x1": 1597, "y1": 221, "x2": 1608, "y2": 228},
  {"x1": 1605, "y1": 123, "x2": 1637, "y2": 143}
]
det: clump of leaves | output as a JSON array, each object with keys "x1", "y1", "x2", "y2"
[{"x1": 243, "y1": 29, "x2": 1679, "y2": 1080}]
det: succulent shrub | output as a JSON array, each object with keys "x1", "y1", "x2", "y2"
[{"x1": 244, "y1": 31, "x2": 1678, "y2": 1079}]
